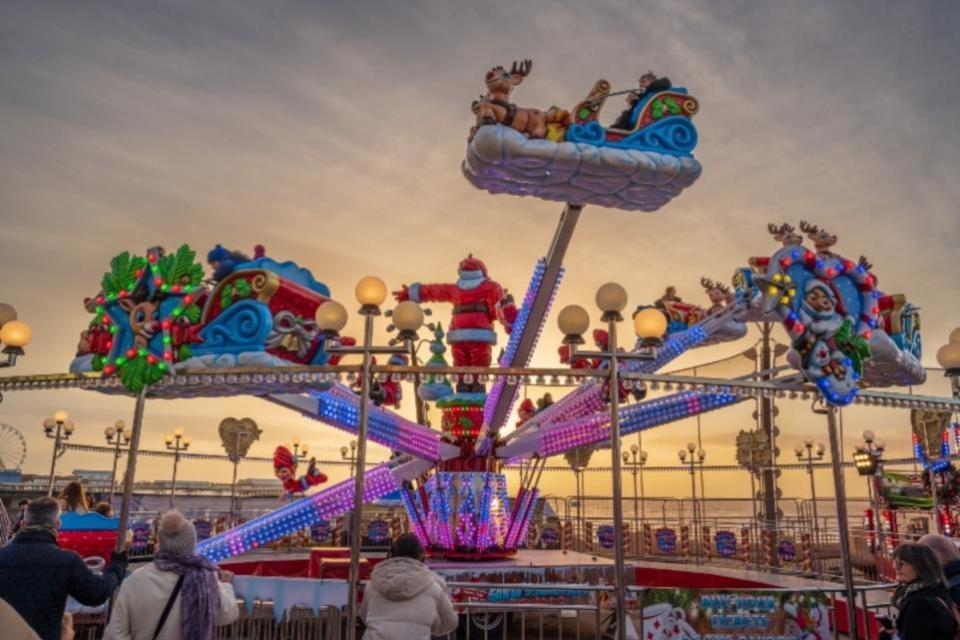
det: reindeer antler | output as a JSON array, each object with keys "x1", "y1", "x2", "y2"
[
  {"x1": 767, "y1": 223, "x2": 782, "y2": 236},
  {"x1": 799, "y1": 220, "x2": 819, "y2": 236},
  {"x1": 700, "y1": 277, "x2": 716, "y2": 290},
  {"x1": 858, "y1": 255, "x2": 873, "y2": 272},
  {"x1": 510, "y1": 59, "x2": 532, "y2": 77}
]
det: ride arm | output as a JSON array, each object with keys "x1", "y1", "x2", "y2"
[
  {"x1": 266, "y1": 385, "x2": 459, "y2": 462},
  {"x1": 197, "y1": 457, "x2": 432, "y2": 562},
  {"x1": 498, "y1": 389, "x2": 746, "y2": 460}
]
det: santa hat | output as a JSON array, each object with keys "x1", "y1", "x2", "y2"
[
  {"x1": 593, "y1": 329, "x2": 609, "y2": 350},
  {"x1": 458, "y1": 254, "x2": 488, "y2": 277},
  {"x1": 207, "y1": 244, "x2": 230, "y2": 263},
  {"x1": 273, "y1": 445, "x2": 297, "y2": 471}
]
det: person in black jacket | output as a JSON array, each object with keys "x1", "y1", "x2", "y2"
[
  {"x1": 0, "y1": 497, "x2": 129, "y2": 640},
  {"x1": 920, "y1": 533, "x2": 960, "y2": 606},
  {"x1": 892, "y1": 542, "x2": 959, "y2": 640},
  {"x1": 611, "y1": 71, "x2": 672, "y2": 130}
]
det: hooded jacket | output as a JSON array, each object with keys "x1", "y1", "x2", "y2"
[{"x1": 359, "y1": 557, "x2": 458, "y2": 640}]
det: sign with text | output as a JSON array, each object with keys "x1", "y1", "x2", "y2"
[{"x1": 640, "y1": 588, "x2": 830, "y2": 639}]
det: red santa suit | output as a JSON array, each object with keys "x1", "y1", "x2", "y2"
[
  {"x1": 273, "y1": 445, "x2": 328, "y2": 497},
  {"x1": 395, "y1": 256, "x2": 515, "y2": 369}
]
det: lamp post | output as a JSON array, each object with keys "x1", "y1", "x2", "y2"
[
  {"x1": 622, "y1": 445, "x2": 647, "y2": 556},
  {"x1": 557, "y1": 293, "x2": 668, "y2": 640},
  {"x1": 937, "y1": 329, "x2": 960, "y2": 535},
  {"x1": 44, "y1": 411, "x2": 75, "y2": 496},
  {"x1": 340, "y1": 440, "x2": 358, "y2": 477},
  {"x1": 795, "y1": 437, "x2": 825, "y2": 573},
  {"x1": 316, "y1": 279, "x2": 424, "y2": 640},
  {"x1": 165, "y1": 429, "x2": 190, "y2": 508},
  {"x1": 0, "y1": 304, "x2": 32, "y2": 368},
  {"x1": 855, "y1": 430, "x2": 886, "y2": 555},
  {"x1": 679, "y1": 443, "x2": 706, "y2": 564},
  {"x1": 104, "y1": 420, "x2": 129, "y2": 505},
  {"x1": 292, "y1": 437, "x2": 308, "y2": 459}
]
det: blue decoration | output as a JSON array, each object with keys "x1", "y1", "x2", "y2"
[{"x1": 192, "y1": 300, "x2": 274, "y2": 356}]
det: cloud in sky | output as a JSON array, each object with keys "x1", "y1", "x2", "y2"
[{"x1": 0, "y1": 1, "x2": 958, "y2": 498}]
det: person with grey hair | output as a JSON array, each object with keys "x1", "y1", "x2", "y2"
[
  {"x1": 0, "y1": 497, "x2": 128, "y2": 640},
  {"x1": 920, "y1": 533, "x2": 960, "y2": 605},
  {"x1": 105, "y1": 511, "x2": 238, "y2": 640}
]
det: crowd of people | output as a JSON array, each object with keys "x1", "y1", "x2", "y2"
[
  {"x1": 10, "y1": 479, "x2": 960, "y2": 640},
  {"x1": 0, "y1": 481, "x2": 458, "y2": 640}
]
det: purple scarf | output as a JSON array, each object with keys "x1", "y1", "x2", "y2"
[{"x1": 154, "y1": 551, "x2": 221, "y2": 640}]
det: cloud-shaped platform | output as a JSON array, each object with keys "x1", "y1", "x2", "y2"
[{"x1": 462, "y1": 125, "x2": 702, "y2": 212}]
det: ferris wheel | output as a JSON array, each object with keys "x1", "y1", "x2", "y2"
[{"x1": 0, "y1": 423, "x2": 27, "y2": 470}]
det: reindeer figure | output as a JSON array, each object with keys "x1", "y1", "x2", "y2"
[
  {"x1": 799, "y1": 221, "x2": 838, "y2": 257},
  {"x1": 700, "y1": 278, "x2": 732, "y2": 314},
  {"x1": 767, "y1": 223, "x2": 803, "y2": 247},
  {"x1": 475, "y1": 60, "x2": 550, "y2": 139}
]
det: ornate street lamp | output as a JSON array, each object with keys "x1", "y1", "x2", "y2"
[
  {"x1": 316, "y1": 276, "x2": 424, "y2": 640},
  {"x1": 340, "y1": 440, "x2": 358, "y2": 477},
  {"x1": 936, "y1": 328, "x2": 960, "y2": 398},
  {"x1": 621, "y1": 444, "x2": 648, "y2": 556},
  {"x1": 44, "y1": 411, "x2": 75, "y2": 496},
  {"x1": 556, "y1": 286, "x2": 669, "y2": 640},
  {"x1": 0, "y1": 303, "x2": 32, "y2": 368},
  {"x1": 165, "y1": 428, "x2": 190, "y2": 508},
  {"x1": 104, "y1": 420, "x2": 129, "y2": 504},
  {"x1": 795, "y1": 437, "x2": 825, "y2": 573},
  {"x1": 679, "y1": 443, "x2": 706, "y2": 564}
]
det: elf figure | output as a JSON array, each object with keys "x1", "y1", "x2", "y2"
[
  {"x1": 273, "y1": 445, "x2": 328, "y2": 498},
  {"x1": 394, "y1": 255, "x2": 516, "y2": 392}
]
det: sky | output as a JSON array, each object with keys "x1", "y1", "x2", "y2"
[{"x1": 0, "y1": 1, "x2": 958, "y2": 503}]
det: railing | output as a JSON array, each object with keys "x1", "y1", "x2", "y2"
[{"x1": 70, "y1": 579, "x2": 895, "y2": 640}]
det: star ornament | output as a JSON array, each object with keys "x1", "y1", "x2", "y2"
[{"x1": 754, "y1": 272, "x2": 796, "y2": 315}]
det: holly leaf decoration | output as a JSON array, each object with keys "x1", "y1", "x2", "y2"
[
  {"x1": 835, "y1": 319, "x2": 873, "y2": 375},
  {"x1": 102, "y1": 252, "x2": 146, "y2": 296},
  {"x1": 118, "y1": 355, "x2": 166, "y2": 394},
  {"x1": 156, "y1": 244, "x2": 204, "y2": 287},
  {"x1": 183, "y1": 304, "x2": 201, "y2": 324},
  {"x1": 178, "y1": 344, "x2": 193, "y2": 361},
  {"x1": 220, "y1": 283, "x2": 234, "y2": 309},
  {"x1": 233, "y1": 279, "x2": 252, "y2": 299}
]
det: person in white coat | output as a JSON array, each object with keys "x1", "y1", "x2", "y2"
[
  {"x1": 105, "y1": 511, "x2": 238, "y2": 640},
  {"x1": 360, "y1": 533, "x2": 458, "y2": 640}
]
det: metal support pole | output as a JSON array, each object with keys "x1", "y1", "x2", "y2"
[
  {"x1": 108, "y1": 440, "x2": 122, "y2": 505},
  {"x1": 46, "y1": 423, "x2": 62, "y2": 497},
  {"x1": 825, "y1": 404, "x2": 859, "y2": 639},
  {"x1": 115, "y1": 388, "x2": 147, "y2": 553},
  {"x1": 607, "y1": 318, "x2": 628, "y2": 640},
  {"x1": 170, "y1": 446, "x2": 181, "y2": 509},
  {"x1": 689, "y1": 460, "x2": 699, "y2": 565},
  {"x1": 632, "y1": 467, "x2": 639, "y2": 556},
  {"x1": 759, "y1": 323, "x2": 779, "y2": 567},
  {"x1": 807, "y1": 452, "x2": 822, "y2": 575},
  {"x1": 346, "y1": 312, "x2": 375, "y2": 640}
]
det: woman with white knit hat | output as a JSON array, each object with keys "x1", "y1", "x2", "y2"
[{"x1": 105, "y1": 511, "x2": 238, "y2": 640}]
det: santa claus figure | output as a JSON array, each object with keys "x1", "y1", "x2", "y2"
[
  {"x1": 273, "y1": 445, "x2": 328, "y2": 498},
  {"x1": 395, "y1": 255, "x2": 516, "y2": 392}
]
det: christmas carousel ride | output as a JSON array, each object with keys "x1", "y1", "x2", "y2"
[{"x1": 56, "y1": 62, "x2": 923, "y2": 567}]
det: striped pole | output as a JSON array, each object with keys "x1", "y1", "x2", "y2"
[
  {"x1": 643, "y1": 524, "x2": 653, "y2": 556},
  {"x1": 740, "y1": 527, "x2": 751, "y2": 565},
  {"x1": 702, "y1": 526, "x2": 711, "y2": 560},
  {"x1": 680, "y1": 525, "x2": 690, "y2": 557},
  {"x1": 332, "y1": 516, "x2": 344, "y2": 547},
  {"x1": 800, "y1": 532, "x2": 813, "y2": 572},
  {"x1": 623, "y1": 523, "x2": 632, "y2": 556},
  {"x1": 563, "y1": 520, "x2": 574, "y2": 552},
  {"x1": 585, "y1": 521, "x2": 594, "y2": 553}
]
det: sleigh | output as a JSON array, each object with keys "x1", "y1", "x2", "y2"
[
  {"x1": 69, "y1": 247, "x2": 338, "y2": 386},
  {"x1": 564, "y1": 80, "x2": 700, "y2": 156}
]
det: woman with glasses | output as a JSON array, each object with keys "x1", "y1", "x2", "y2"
[{"x1": 891, "y1": 543, "x2": 959, "y2": 640}]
